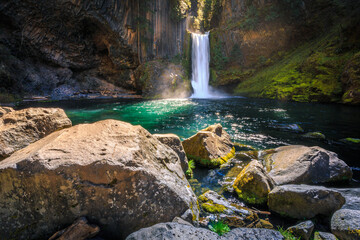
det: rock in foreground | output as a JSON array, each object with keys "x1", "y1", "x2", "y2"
[
  {"x1": 331, "y1": 209, "x2": 360, "y2": 240},
  {"x1": 268, "y1": 185, "x2": 345, "y2": 219},
  {"x1": 126, "y1": 222, "x2": 284, "y2": 240},
  {"x1": 0, "y1": 120, "x2": 198, "y2": 239},
  {"x1": 182, "y1": 124, "x2": 234, "y2": 167},
  {"x1": 0, "y1": 107, "x2": 14, "y2": 117},
  {"x1": 49, "y1": 217, "x2": 99, "y2": 240},
  {"x1": 154, "y1": 133, "x2": 188, "y2": 172},
  {"x1": 0, "y1": 107, "x2": 72, "y2": 158},
  {"x1": 287, "y1": 220, "x2": 314, "y2": 240},
  {"x1": 233, "y1": 160, "x2": 275, "y2": 205},
  {"x1": 263, "y1": 145, "x2": 352, "y2": 185}
]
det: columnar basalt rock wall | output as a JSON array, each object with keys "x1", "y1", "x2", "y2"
[{"x1": 0, "y1": 0, "x2": 188, "y2": 97}]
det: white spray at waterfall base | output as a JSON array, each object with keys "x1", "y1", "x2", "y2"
[{"x1": 190, "y1": 32, "x2": 228, "y2": 99}]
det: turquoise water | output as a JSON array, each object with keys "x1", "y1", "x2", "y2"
[{"x1": 20, "y1": 97, "x2": 360, "y2": 180}]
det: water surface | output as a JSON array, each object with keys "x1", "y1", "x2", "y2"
[{"x1": 20, "y1": 97, "x2": 360, "y2": 181}]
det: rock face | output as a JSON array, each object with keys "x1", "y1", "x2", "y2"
[
  {"x1": 287, "y1": 221, "x2": 314, "y2": 240},
  {"x1": 0, "y1": 0, "x2": 189, "y2": 98},
  {"x1": 0, "y1": 107, "x2": 14, "y2": 117},
  {"x1": 126, "y1": 222, "x2": 284, "y2": 240},
  {"x1": 233, "y1": 160, "x2": 275, "y2": 205},
  {"x1": 153, "y1": 133, "x2": 188, "y2": 172},
  {"x1": 134, "y1": 59, "x2": 191, "y2": 98},
  {"x1": 49, "y1": 217, "x2": 100, "y2": 240},
  {"x1": 268, "y1": 185, "x2": 345, "y2": 219},
  {"x1": 0, "y1": 107, "x2": 72, "y2": 159},
  {"x1": 0, "y1": 120, "x2": 199, "y2": 240},
  {"x1": 331, "y1": 209, "x2": 360, "y2": 240},
  {"x1": 182, "y1": 124, "x2": 235, "y2": 167},
  {"x1": 263, "y1": 145, "x2": 352, "y2": 185},
  {"x1": 314, "y1": 232, "x2": 338, "y2": 240}
]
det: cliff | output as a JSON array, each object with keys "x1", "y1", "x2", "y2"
[
  {"x1": 207, "y1": 0, "x2": 360, "y2": 104},
  {"x1": 0, "y1": 0, "x2": 190, "y2": 100}
]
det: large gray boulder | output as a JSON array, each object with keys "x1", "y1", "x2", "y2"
[
  {"x1": 0, "y1": 120, "x2": 199, "y2": 240},
  {"x1": 331, "y1": 209, "x2": 360, "y2": 240},
  {"x1": 233, "y1": 160, "x2": 275, "y2": 205},
  {"x1": 314, "y1": 232, "x2": 338, "y2": 240},
  {"x1": 268, "y1": 185, "x2": 345, "y2": 219},
  {"x1": 182, "y1": 124, "x2": 234, "y2": 168},
  {"x1": 126, "y1": 222, "x2": 284, "y2": 240},
  {"x1": 263, "y1": 145, "x2": 352, "y2": 185},
  {"x1": 154, "y1": 134, "x2": 188, "y2": 172},
  {"x1": 0, "y1": 107, "x2": 72, "y2": 158},
  {"x1": 287, "y1": 220, "x2": 314, "y2": 240},
  {"x1": 0, "y1": 107, "x2": 14, "y2": 117}
]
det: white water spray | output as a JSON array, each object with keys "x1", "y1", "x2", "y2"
[{"x1": 190, "y1": 32, "x2": 212, "y2": 98}]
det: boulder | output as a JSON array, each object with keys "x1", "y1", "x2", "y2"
[
  {"x1": 0, "y1": 108, "x2": 72, "y2": 158},
  {"x1": 314, "y1": 231, "x2": 338, "y2": 240},
  {"x1": 287, "y1": 220, "x2": 314, "y2": 240},
  {"x1": 126, "y1": 222, "x2": 219, "y2": 240},
  {"x1": 154, "y1": 134, "x2": 188, "y2": 172},
  {"x1": 0, "y1": 120, "x2": 199, "y2": 240},
  {"x1": 182, "y1": 124, "x2": 235, "y2": 168},
  {"x1": 224, "y1": 228, "x2": 284, "y2": 240},
  {"x1": 302, "y1": 132, "x2": 326, "y2": 140},
  {"x1": 263, "y1": 145, "x2": 352, "y2": 185},
  {"x1": 233, "y1": 160, "x2": 275, "y2": 205},
  {"x1": 331, "y1": 209, "x2": 360, "y2": 240},
  {"x1": 0, "y1": 107, "x2": 14, "y2": 117},
  {"x1": 199, "y1": 190, "x2": 250, "y2": 215},
  {"x1": 126, "y1": 222, "x2": 284, "y2": 240},
  {"x1": 49, "y1": 217, "x2": 100, "y2": 240},
  {"x1": 334, "y1": 188, "x2": 360, "y2": 210},
  {"x1": 268, "y1": 185, "x2": 345, "y2": 219}
]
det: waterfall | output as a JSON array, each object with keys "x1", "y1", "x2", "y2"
[{"x1": 190, "y1": 32, "x2": 212, "y2": 98}]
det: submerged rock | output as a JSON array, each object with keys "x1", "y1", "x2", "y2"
[
  {"x1": 331, "y1": 209, "x2": 360, "y2": 240},
  {"x1": 268, "y1": 185, "x2": 345, "y2": 219},
  {"x1": 302, "y1": 132, "x2": 326, "y2": 140},
  {"x1": 48, "y1": 217, "x2": 100, "y2": 240},
  {"x1": 182, "y1": 124, "x2": 235, "y2": 168},
  {"x1": 287, "y1": 220, "x2": 314, "y2": 240},
  {"x1": 126, "y1": 222, "x2": 284, "y2": 240},
  {"x1": 0, "y1": 107, "x2": 14, "y2": 117},
  {"x1": 0, "y1": 120, "x2": 198, "y2": 239},
  {"x1": 0, "y1": 107, "x2": 72, "y2": 158},
  {"x1": 154, "y1": 133, "x2": 188, "y2": 172},
  {"x1": 263, "y1": 145, "x2": 352, "y2": 185},
  {"x1": 340, "y1": 138, "x2": 360, "y2": 145},
  {"x1": 233, "y1": 160, "x2": 275, "y2": 205}
]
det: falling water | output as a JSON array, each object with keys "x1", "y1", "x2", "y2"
[{"x1": 190, "y1": 32, "x2": 212, "y2": 98}]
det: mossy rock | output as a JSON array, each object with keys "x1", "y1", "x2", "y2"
[
  {"x1": 233, "y1": 160, "x2": 275, "y2": 205},
  {"x1": 302, "y1": 132, "x2": 326, "y2": 140},
  {"x1": 340, "y1": 138, "x2": 360, "y2": 145}
]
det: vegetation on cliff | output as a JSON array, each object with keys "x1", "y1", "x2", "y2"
[{"x1": 206, "y1": 0, "x2": 360, "y2": 104}]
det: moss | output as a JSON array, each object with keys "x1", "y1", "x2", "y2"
[
  {"x1": 188, "y1": 147, "x2": 235, "y2": 168},
  {"x1": 302, "y1": 132, "x2": 326, "y2": 140},
  {"x1": 341, "y1": 138, "x2": 360, "y2": 144},
  {"x1": 202, "y1": 201, "x2": 227, "y2": 213},
  {"x1": 234, "y1": 28, "x2": 355, "y2": 103}
]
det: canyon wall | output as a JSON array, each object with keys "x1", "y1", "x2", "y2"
[{"x1": 0, "y1": 0, "x2": 189, "y2": 99}]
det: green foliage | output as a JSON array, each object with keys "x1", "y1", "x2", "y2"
[
  {"x1": 235, "y1": 29, "x2": 353, "y2": 103},
  {"x1": 240, "y1": 5, "x2": 259, "y2": 30},
  {"x1": 170, "y1": 0, "x2": 191, "y2": 22},
  {"x1": 208, "y1": 221, "x2": 231, "y2": 236},
  {"x1": 277, "y1": 227, "x2": 300, "y2": 240},
  {"x1": 0, "y1": 92, "x2": 18, "y2": 103},
  {"x1": 210, "y1": 38, "x2": 228, "y2": 71},
  {"x1": 229, "y1": 44, "x2": 242, "y2": 65},
  {"x1": 186, "y1": 160, "x2": 196, "y2": 178}
]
